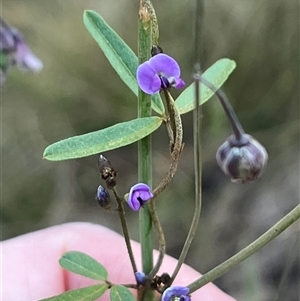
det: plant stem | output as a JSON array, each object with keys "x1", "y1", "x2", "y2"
[
  {"x1": 148, "y1": 199, "x2": 166, "y2": 279},
  {"x1": 188, "y1": 204, "x2": 300, "y2": 293},
  {"x1": 138, "y1": 1, "x2": 154, "y2": 300},
  {"x1": 200, "y1": 76, "x2": 245, "y2": 143},
  {"x1": 168, "y1": 0, "x2": 204, "y2": 285},
  {"x1": 112, "y1": 188, "x2": 137, "y2": 274}
]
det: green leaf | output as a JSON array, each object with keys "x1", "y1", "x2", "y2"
[
  {"x1": 38, "y1": 284, "x2": 108, "y2": 301},
  {"x1": 43, "y1": 116, "x2": 163, "y2": 161},
  {"x1": 83, "y1": 10, "x2": 137, "y2": 97},
  {"x1": 59, "y1": 251, "x2": 108, "y2": 281},
  {"x1": 83, "y1": 10, "x2": 164, "y2": 114},
  {"x1": 151, "y1": 93, "x2": 165, "y2": 115},
  {"x1": 110, "y1": 285, "x2": 135, "y2": 301},
  {"x1": 175, "y1": 58, "x2": 236, "y2": 115}
]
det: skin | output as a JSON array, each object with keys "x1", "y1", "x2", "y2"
[{"x1": 2, "y1": 222, "x2": 237, "y2": 301}]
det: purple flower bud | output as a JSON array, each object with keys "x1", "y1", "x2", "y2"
[
  {"x1": 161, "y1": 286, "x2": 191, "y2": 301},
  {"x1": 126, "y1": 183, "x2": 153, "y2": 211},
  {"x1": 137, "y1": 53, "x2": 185, "y2": 95},
  {"x1": 216, "y1": 134, "x2": 268, "y2": 183},
  {"x1": 135, "y1": 271, "x2": 146, "y2": 284},
  {"x1": 96, "y1": 185, "x2": 111, "y2": 210}
]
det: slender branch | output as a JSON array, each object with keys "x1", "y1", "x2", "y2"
[
  {"x1": 169, "y1": 67, "x2": 203, "y2": 285},
  {"x1": 188, "y1": 204, "x2": 300, "y2": 293},
  {"x1": 112, "y1": 188, "x2": 137, "y2": 273},
  {"x1": 168, "y1": 0, "x2": 204, "y2": 285},
  {"x1": 199, "y1": 76, "x2": 246, "y2": 143}
]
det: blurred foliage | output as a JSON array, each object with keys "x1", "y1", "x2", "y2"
[{"x1": 2, "y1": 0, "x2": 299, "y2": 300}]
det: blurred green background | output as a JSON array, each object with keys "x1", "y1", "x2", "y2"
[{"x1": 2, "y1": 0, "x2": 299, "y2": 300}]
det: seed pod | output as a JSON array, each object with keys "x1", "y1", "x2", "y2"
[
  {"x1": 96, "y1": 185, "x2": 111, "y2": 210},
  {"x1": 216, "y1": 134, "x2": 268, "y2": 183}
]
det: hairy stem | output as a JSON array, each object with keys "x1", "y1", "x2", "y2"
[{"x1": 152, "y1": 90, "x2": 183, "y2": 198}]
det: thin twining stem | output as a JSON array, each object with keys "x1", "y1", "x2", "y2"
[
  {"x1": 188, "y1": 204, "x2": 300, "y2": 293},
  {"x1": 147, "y1": 199, "x2": 166, "y2": 279},
  {"x1": 200, "y1": 76, "x2": 245, "y2": 143},
  {"x1": 112, "y1": 187, "x2": 137, "y2": 274},
  {"x1": 152, "y1": 89, "x2": 183, "y2": 198},
  {"x1": 169, "y1": 64, "x2": 203, "y2": 285},
  {"x1": 148, "y1": 89, "x2": 183, "y2": 279}
]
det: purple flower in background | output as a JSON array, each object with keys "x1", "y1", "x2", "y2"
[
  {"x1": 0, "y1": 17, "x2": 43, "y2": 84},
  {"x1": 127, "y1": 183, "x2": 153, "y2": 211},
  {"x1": 13, "y1": 35, "x2": 43, "y2": 72},
  {"x1": 137, "y1": 53, "x2": 185, "y2": 95},
  {"x1": 161, "y1": 286, "x2": 191, "y2": 301}
]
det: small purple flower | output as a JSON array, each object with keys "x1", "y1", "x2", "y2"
[
  {"x1": 161, "y1": 286, "x2": 191, "y2": 301},
  {"x1": 127, "y1": 183, "x2": 153, "y2": 211},
  {"x1": 137, "y1": 53, "x2": 185, "y2": 95}
]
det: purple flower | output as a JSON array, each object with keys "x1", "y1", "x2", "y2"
[
  {"x1": 136, "y1": 53, "x2": 185, "y2": 95},
  {"x1": 161, "y1": 286, "x2": 191, "y2": 301},
  {"x1": 127, "y1": 183, "x2": 153, "y2": 211},
  {"x1": 0, "y1": 18, "x2": 43, "y2": 84}
]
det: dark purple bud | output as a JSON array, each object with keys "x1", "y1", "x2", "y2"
[
  {"x1": 216, "y1": 134, "x2": 268, "y2": 183},
  {"x1": 96, "y1": 185, "x2": 111, "y2": 210},
  {"x1": 160, "y1": 273, "x2": 171, "y2": 285},
  {"x1": 151, "y1": 45, "x2": 163, "y2": 57},
  {"x1": 98, "y1": 154, "x2": 117, "y2": 189},
  {"x1": 161, "y1": 286, "x2": 191, "y2": 301},
  {"x1": 126, "y1": 183, "x2": 153, "y2": 211},
  {"x1": 135, "y1": 271, "x2": 146, "y2": 285}
]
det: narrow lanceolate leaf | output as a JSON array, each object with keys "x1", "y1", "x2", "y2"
[
  {"x1": 59, "y1": 251, "x2": 108, "y2": 281},
  {"x1": 175, "y1": 58, "x2": 236, "y2": 115},
  {"x1": 84, "y1": 10, "x2": 137, "y2": 96},
  {"x1": 39, "y1": 284, "x2": 108, "y2": 301},
  {"x1": 43, "y1": 116, "x2": 163, "y2": 161},
  {"x1": 83, "y1": 10, "x2": 164, "y2": 114},
  {"x1": 110, "y1": 285, "x2": 135, "y2": 301}
]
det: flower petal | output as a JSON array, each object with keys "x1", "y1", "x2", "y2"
[
  {"x1": 162, "y1": 286, "x2": 190, "y2": 301},
  {"x1": 138, "y1": 190, "x2": 153, "y2": 202},
  {"x1": 137, "y1": 61, "x2": 161, "y2": 94},
  {"x1": 149, "y1": 54, "x2": 181, "y2": 78},
  {"x1": 173, "y1": 78, "x2": 185, "y2": 89},
  {"x1": 127, "y1": 183, "x2": 152, "y2": 211}
]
